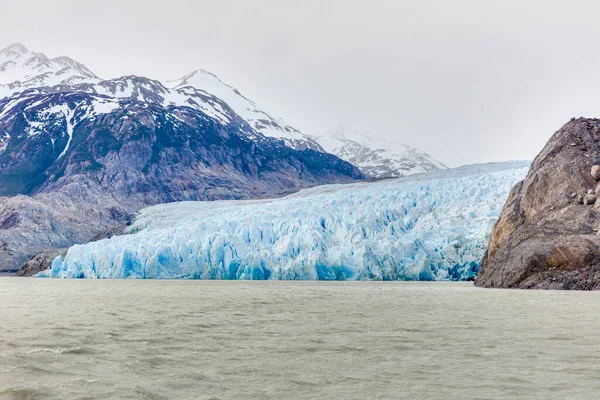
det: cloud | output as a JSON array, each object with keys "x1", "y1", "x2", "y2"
[{"x1": 4, "y1": 0, "x2": 599, "y2": 166}]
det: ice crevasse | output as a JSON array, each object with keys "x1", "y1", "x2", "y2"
[{"x1": 40, "y1": 161, "x2": 530, "y2": 280}]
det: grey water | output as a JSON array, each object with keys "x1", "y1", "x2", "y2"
[{"x1": 1, "y1": 280, "x2": 600, "y2": 399}]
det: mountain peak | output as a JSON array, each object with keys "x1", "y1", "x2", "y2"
[
  {"x1": 166, "y1": 68, "x2": 321, "y2": 150},
  {"x1": 170, "y1": 69, "x2": 230, "y2": 92},
  {"x1": 0, "y1": 43, "x2": 28, "y2": 54},
  {"x1": 329, "y1": 125, "x2": 349, "y2": 139},
  {"x1": 0, "y1": 43, "x2": 99, "y2": 98},
  {"x1": 185, "y1": 69, "x2": 220, "y2": 80}
]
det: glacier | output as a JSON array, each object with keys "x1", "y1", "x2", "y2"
[{"x1": 39, "y1": 161, "x2": 530, "y2": 280}]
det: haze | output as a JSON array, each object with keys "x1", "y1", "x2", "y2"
[{"x1": 4, "y1": 0, "x2": 600, "y2": 166}]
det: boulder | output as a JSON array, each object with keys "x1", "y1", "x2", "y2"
[
  {"x1": 585, "y1": 194, "x2": 597, "y2": 205},
  {"x1": 592, "y1": 165, "x2": 600, "y2": 180},
  {"x1": 476, "y1": 118, "x2": 600, "y2": 290}
]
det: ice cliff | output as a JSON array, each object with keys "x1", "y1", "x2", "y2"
[{"x1": 40, "y1": 161, "x2": 530, "y2": 280}]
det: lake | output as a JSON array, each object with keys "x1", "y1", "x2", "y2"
[{"x1": 1, "y1": 279, "x2": 599, "y2": 399}]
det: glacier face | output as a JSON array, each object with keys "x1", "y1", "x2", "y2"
[{"x1": 40, "y1": 161, "x2": 530, "y2": 280}]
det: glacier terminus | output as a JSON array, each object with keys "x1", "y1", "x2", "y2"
[{"x1": 40, "y1": 161, "x2": 529, "y2": 280}]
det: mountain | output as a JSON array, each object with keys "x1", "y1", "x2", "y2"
[
  {"x1": 0, "y1": 43, "x2": 99, "y2": 99},
  {"x1": 0, "y1": 89, "x2": 360, "y2": 199},
  {"x1": 312, "y1": 126, "x2": 447, "y2": 179},
  {"x1": 168, "y1": 70, "x2": 322, "y2": 151},
  {"x1": 0, "y1": 43, "x2": 321, "y2": 152},
  {"x1": 39, "y1": 161, "x2": 529, "y2": 280},
  {"x1": 0, "y1": 44, "x2": 363, "y2": 271},
  {"x1": 0, "y1": 43, "x2": 445, "y2": 182}
]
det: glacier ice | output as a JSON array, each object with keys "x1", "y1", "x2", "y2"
[{"x1": 40, "y1": 161, "x2": 530, "y2": 280}]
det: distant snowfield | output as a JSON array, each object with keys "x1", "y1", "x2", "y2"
[{"x1": 39, "y1": 161, "x2": 529, "y2": 280}]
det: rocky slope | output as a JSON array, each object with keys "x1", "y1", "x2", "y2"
[
  {"x1": 0, "y1": 89, "x2": 360, "y2": 200},
  {"x1": 476, "y1": 118, "x2": 600, "y2": 290},
  {"x1": 0, "y1": 189, "x2": 133, "y2": 273},
  {"x1": 312, "y1": 126, "x2": 447, "y2": 179},
  {"x1": 0, "y1": 44, "x2": 363, "y2": 272}
]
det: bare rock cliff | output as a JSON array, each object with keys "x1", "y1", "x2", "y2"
[{"x1": 476, "y1": 118, "x2": 600, "y2": 289}]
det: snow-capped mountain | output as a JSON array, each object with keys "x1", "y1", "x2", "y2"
[
  {"x1": 41, "y1": 161, "x2": 530, "y2": 280},
  {"x1": 0, "y1": 43, "x2": 363, "y2": 272},
  {"x1": 0, "y1": 43, "x2": 99, "y2": 99},
  {"x1": 0, "y1": 43, "x2": 444, "y2": 180},
  {"x1": 169, "y1": 70, "x2": 322, "y2": 151},
  {"x1": 0, "y1": 42, "x2": 451, "y2": 274},
  {"x1": 0, "y1": 44, "x2": 363, "y2": 198},
  {"x1": 312, "y1": 126, "x2": 447, "y2": 179},
  {"x1": 0, "y1": 88, "x2": 361, "y2": 198},
  {"x1": 0, "y1": 43, "x2": 321, "y2": 152}
]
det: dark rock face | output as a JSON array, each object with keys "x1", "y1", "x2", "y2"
[
  {"x1": 16, "y1": 248, "x2": 68, "y2": 277},
  {"x1": 0, "y1": 89, "x2": 363, "y2": 272},
  {"x1": 476, "y1": 118, "x2": 600, "y2": 290},
  {"x1": 0, "y1": 192, "x2": 133, "y2": 272},
  {"x1": 0, "y1": 92, "x2": 362, "y2": 201}
]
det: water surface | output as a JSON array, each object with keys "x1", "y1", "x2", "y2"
[{"x1": 1, "y1": 279, "x2": 600, "y2": 399}]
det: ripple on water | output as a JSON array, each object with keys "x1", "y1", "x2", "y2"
[
  {"x1": 132, "y1": 386, "x2": 169, "y2": 400},
  {"x1": 3, "y1": 280, "x2": 600, "y2": 400},
  {"x1": 22, "y1": 346, "x2": 95, "y2": 355},
  {"x1": 17, "y1": 365, "x2": 72, "y2": 376},
  {"x1": 0, "y1": 387, "x2": 52, "y2": 400}
]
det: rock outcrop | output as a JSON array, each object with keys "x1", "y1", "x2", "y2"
[
  {"x1": 476, "y1": 118, "x2": 600, "y2": 290},
  {"x1": 16, "y1": 248, "x2": 68, "y2": 277},
  {"x1": 0, "y1": 192, "x2": 133, "y2": 272}
]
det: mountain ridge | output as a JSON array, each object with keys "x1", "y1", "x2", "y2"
[
  {"x1": 0, "y1": 43, "x2": 322, "y2": 152},
  {"x1": 312, "y1": 126, "x2": 447, "y2": 179},
  {"x1": 0, "y1": 43, "x2": 448, "y2": 177}
]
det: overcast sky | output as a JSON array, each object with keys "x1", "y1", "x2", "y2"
[{"x1": 4, "y1": 0, "x2": 600, "y2": 166}]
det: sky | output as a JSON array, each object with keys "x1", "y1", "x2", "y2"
[{"x1": 3, "y1": 0, "x2": 600, "y2": 166}]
